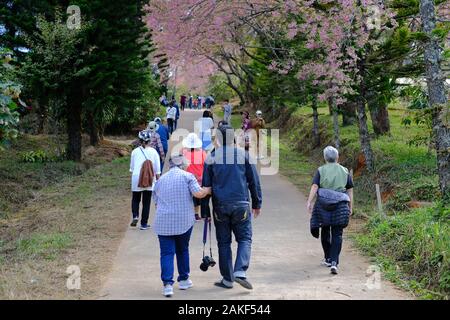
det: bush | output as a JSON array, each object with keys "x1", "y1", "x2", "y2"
[
  {"x1": 20, "y1": 149, "x2": 66, "y2": 163},
  {"x1": 354, "y1": 204, "x2": 450, "y2": 299}
]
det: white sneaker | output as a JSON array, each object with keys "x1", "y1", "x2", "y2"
[
  {"x1": 330, "y1": 262, "x2": 338, "y2": 275},
  {"x1": 179, "y1": 279, "x2": 193, "y2": 290},
  {"x1": 321, "y1": 259, "x2": 332, "y2": 267},
  {"x1": 163, "y1": 284, "x2": 173, "y2": 297}
]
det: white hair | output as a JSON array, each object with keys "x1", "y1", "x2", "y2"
[{"x1": 323, "y1": 146, "x2": 339, "y2": 163}]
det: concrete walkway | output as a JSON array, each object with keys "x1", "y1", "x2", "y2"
[{"x1": 99, "y1": 110, "x2": 410, "y2": 300}]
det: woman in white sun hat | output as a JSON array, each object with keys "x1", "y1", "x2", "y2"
[{"x1": 182, "y1": 133, "x2": 207, "y2": 221}]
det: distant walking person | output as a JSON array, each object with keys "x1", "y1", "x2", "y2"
[
  {"x1": 166, "y1": 101, "x2": 177, "y2": 134},
  {"x1": 180, "y1": 94, "x2": 187, "y2": 111},
  {"x1": 147, "y1": 121, "x2": 165, "y2": 167},
  {"x1": 252, "y1": 110, "x2": 266, "y2": 159},
  {"x1": 307, "y1": 146, "x2": 353, "y2": 275},
  {"x1": 130, "y1": 131, "x2": 161, "y2": 230},
  {"x1": 202, "y1": 124, "x2": 262, "y2": 290},
  {"x1": 153, "y1": 155, "x2": 211, "y2": 297},
  {"x1": 173, "y1": 99, "x2": 180, "y2": 130},
  {"x1": 197, "y1": 110, "x2": 215, "y2": 151},
  {"x1": 240, "y1": 111, "x2": 251, "y2": 151},
  {"x1": 222, "y1": 100, "x2": 232, "y2": 125},
  {"x1": 188, "y1": 94, "x2": 193, "y2": 109},
  {"x1": 154, "y1": 117, "x2": 170, "y2": 170}
]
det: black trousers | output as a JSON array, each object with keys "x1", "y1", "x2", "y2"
[
  {"x1": 320, "y1": 225, "x2": 343, "y2": 265},
  {"x1": 167, "y1": 118, "x2": 174, "y2": 134},
  {"x1": 132, "y1": 191, "x2": 152, "y2": 225}
]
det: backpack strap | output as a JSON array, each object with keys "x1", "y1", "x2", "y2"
[{"x1": 139, "y1": 147, "x2": 148, "y2": 160}]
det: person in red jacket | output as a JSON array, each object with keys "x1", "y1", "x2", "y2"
[{"x1": 182, "y1": 133, "x2": 207, "y2": 221}]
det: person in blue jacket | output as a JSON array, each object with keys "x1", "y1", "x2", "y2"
[
  {"x1": 171, "y1": 98, "x2": 180, "y2": 131},
  {"x1": 154, "y1": 117, "x2": 170, "y2": 170}
]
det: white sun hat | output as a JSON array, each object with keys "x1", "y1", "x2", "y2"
[
  {"x1": 256, "y1": 110, "x2": 263, "y2": 116},
  {"x1": 183, "y1": 133, "x2": 202, "y2": 149}
]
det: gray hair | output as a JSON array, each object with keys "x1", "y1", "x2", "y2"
[
  {"x1": 323, "y1": 146, "x2": 339, "y2": 163},
  {"x1": 169, "y1": 155, "x2": 188, "y2": 169}
]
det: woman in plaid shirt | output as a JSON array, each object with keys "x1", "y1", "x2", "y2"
[{"x1": 152, "y1": 155, "x2": 211, "y2": 297}]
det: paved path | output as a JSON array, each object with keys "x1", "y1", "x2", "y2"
[{"x1": 99, "y1": 110, "x2": 410, "y2": 300}]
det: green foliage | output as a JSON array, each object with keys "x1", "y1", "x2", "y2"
[
  {"x1": 207, "y1": 74, "x2": 236, "y2": 102},
  {"x1": 19, "y1": 149, "x2": 66, "y2": 163},
  {"x1": 0, "y1": 49, "x2": 21, "y2": 149},
  {"x1": 354, "y1": 205, "x2": 450, "y2": 299}
]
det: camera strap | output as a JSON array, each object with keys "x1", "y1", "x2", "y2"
[{"x1": 202, "y1": 219, "x2": 214, "y2": 259}]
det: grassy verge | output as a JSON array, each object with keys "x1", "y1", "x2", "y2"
[
  {"x1": 0, "y1": 138, "x2": 132, "y2": 299},
  {"x1": 0, "y1": 134, "x2": 131, "y2": 219},
  {"x1": 353, "y1": 204, "x2": 449, "y2": 299}
]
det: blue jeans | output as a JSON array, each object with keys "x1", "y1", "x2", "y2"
[
  {"x1": 321, "y1": 225, "x2": 343, "y2": 265},
  {"x1": 158, "y1": 227, "x2": 193, "y2": 286},
  {"x1": 213, "y1": 203, "x2": 252, "y2": 283}
]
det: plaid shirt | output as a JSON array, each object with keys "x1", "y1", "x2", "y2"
[
  {"x1": 153, "y1": 167, "x2": 201, "y2": 236},
  {"x1": 150, "y1": 132, "x2": 165, "y2": 161}
]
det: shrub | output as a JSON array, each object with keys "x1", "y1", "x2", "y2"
[{"x1": 20, "y1": 149, "x2": 66, "y2": 163}]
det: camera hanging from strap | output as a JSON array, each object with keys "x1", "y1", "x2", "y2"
[{"x1": 202, "y1": 218, "x2": 214, "y2": 259}]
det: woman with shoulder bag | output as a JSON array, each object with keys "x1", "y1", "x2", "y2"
[{"x1": 129, "y1": 131, "x2": 161, "y2": 230}]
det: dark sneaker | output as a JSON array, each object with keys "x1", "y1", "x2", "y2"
[
  {"x1": 330, "y1": 262, "x2": 338, "y2": 275},
  {"x1": 214, "y1": 280, "x2": 233, "y2": 289},
  {"x1": 140, "y1": 224, "x2": 150, "y2": 230},
  {"x1": 235, "y1": 277, "x2": 253, "y2": 290},
  {"x1": 195, "y1": 214, "x2": 201, "y2": 221},
  {"x1": 130, "y1": 218, "x2": 138, "y2": 227}
]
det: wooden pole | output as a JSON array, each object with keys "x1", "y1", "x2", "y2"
[{"x1": 375, "y1": 184, "x2": 385, "y2": 217}]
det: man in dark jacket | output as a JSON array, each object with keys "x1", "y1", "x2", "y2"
[{"x1": 202, "y1": 124, "x2": 262, "y2": 290}]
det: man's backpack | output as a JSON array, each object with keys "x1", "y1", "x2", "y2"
[{"x1": 138, "y1": 147, "x2": 155, "y2": 188}]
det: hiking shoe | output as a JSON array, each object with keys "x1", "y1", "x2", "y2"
[
  {"x1": 140, "y1": 224, "x2": 150, "y2": 230},
  {"x1": 179, "y1": 279, "x2": 193, "y2": 290},
  {"x1": 214, "y1": 280, "x2": 233, "y2": 289},
  {"x1": 235, "y1": 277, "x2": 253, "y2": 290},
  {"x1": 130, "y1": 218, "x2": 138, "y2": 227},
  {"x1": 330, "y1": 262, "x2": 338, "y2": 275},
  {"x1": 163, "y1": 284, "x2": 173, "y2": 297},
  {"x1": 321, "y1": 259, "x2": 332, "y2": 267}
]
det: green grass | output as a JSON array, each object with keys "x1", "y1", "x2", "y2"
[
  {"x1": 214, "y1": 107, "x2": 242, "y2": 128},
  {"x1": 353, "y1": 204, "x2": 450, "y2": 299},
  {"x1": 16, "y1": 232, "x2": 73, "y2": 261},
  {"x1": 0, "y1": 134, "x2": 85, "y2": 218},
  {"x1": 0, "y1": 153, "x2": 131, "y2": 299},
  {"x1": 285, "y1": 101, "x2": 439, "y2": 213}
]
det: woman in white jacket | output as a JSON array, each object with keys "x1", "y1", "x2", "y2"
[{"x1": 130, "y1": 131, "x2": 161, "y2": 230}]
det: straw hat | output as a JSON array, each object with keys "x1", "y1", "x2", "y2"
[{"x1": 182, "y1": 133, "x2": 202, "y2": 149}]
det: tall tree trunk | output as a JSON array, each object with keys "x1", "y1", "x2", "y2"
[
  {"x1": 312, "y1": 94, "x2": 320, "y2": 148},
  {"x1": 329, "y1": 97, "x2": 340, "y2": 148},
  {"x1": 356, "y1": 59, "x2": 375, "y2": 172},
  {"x1": 34, "y1": 99, "x2": 47, "y2": 134},
  {"x1": 369, "y1": 103, "x2": 390, "y2": 135},
  {"x1": 66, "y1": 91, "x2": 83, "y2": 161},
  {"x1": 88, "y1": 112, "x2": 100, "y2": 146},
  {"x1": 420, "y1": 0, "x2": 450, "y2": 203},
  {"x1": 341, "y1": 101, "x2": 357, "y2": 126}
]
